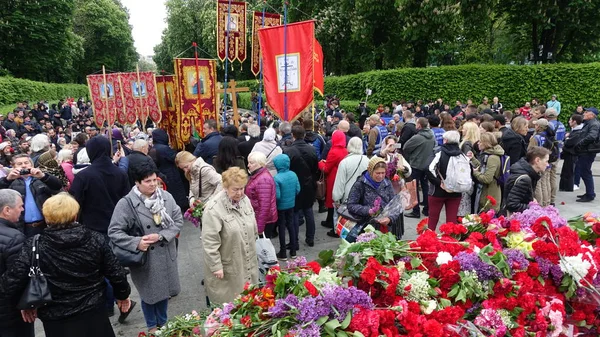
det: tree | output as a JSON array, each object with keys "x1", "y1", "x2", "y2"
[
  {"x1": 0, "y1": 0, "x2": 81, "y2": 82},
  {"x1": 500, "y1": 0, "x2": 600, "y2": 63},
  {"x1": 73, "y1": 0, "x2": 137, "y2": 81}
]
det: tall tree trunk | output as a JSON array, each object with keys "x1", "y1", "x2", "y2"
[
  {"x1": 532, "y1": 21, "x2": 539, "y2": 62},
  {"x1": 412, "y1": 40, "x2": 428, "y2": 68}
]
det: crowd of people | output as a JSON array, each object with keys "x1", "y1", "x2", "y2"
[{"x1": 0, "y1": 93, "x2": 597, "y2": 336}]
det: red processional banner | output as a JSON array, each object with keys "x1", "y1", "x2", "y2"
[
  {"x1": 251, "y1": 11, "x2": 281, "y2": 76},
  {"x1": 216, "y1": 0, "x2": 247, "y2": 63},
  {"x1": 120, "y1": 72, "x2": 162, "y2": 125},
  {"x1": 314, "y1": 39, "x2": 324, "y2": 96},
  {"x1": 173, "y1": 58, "x2": 217, "y2": 145},
  {"x1": 86, "y1": 73, "x2": 124, "y2": 127},
  {"x1": 156, "y1": 75, "x2": 181, "y2": 149},
  {"x1": 258, "y1": 21, "x2": 315, "y2": 122}
]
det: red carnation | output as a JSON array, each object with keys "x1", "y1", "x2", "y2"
[
  {"x1": 486, "y1": 195, "x2": 497, "y2": 206},
  {"x1": 306, "y1": 261, "x2": 321, "y2": 274},
  {"x1": 531, "y1": 216, "x2": 554, "y2": 237},
  {"x1": 240, "y1": 315, "x2": 252, "y2": 328},
  {"x1": 423, "y1": 319, "x2": 444, "y2": 337},
  {"x1": 304, "y1": 280, "x2": 319, "y2": 297},
  {"x1": 593, "y1": 222, "x2": 600, "y2": 235},
  {"x1": 509, "y1": 220, "x2": 521, "y2": 232}
]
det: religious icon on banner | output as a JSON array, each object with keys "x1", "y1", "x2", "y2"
[
  {"x1": 87, "y1": 73, "x2": 125, "y2": 127},
  {"x1": 251, "y1": 11, "x2": 281, "y2": 76},
  {"x1": 119, "y1": 72, "x2": 162, "y2": 125},
  {"x1": 156, "y1": 75, "x2": 180, "y2": 148},
  {"x1": 216, "y1": 0, "x2": 247, "y2": 63},
  {"x1": 132, "y1": 81, "x2": 147, "y2": 97},
  {"x1": 100, "y1": 83, "x2": 115, "y2": 99},
  {"x1": 188, "y1": 73, "x2": 206, "y2": 96},
  {"x1": 276, "y1": 53, "x2": 301, "y2": 93}
]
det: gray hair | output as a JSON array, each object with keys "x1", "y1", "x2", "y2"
[
  {"x1": 442, "y1": 130, "x2": 460, "y2": 144},
  {"x1": 0, "y1": 189, "x2": 22, "y2": 210},
  {"x1": 347, "y1": 137, "x2": 363, "y2": 155},
  {"x1": 57, "y1": 149, "x2": 73, "y2": 163},
  {"x1": 248, "y1": 151, "x2": 267, "y2": 167},
  {"x1": 279, "y1": 121, "x2": 292, "y2": 135},
  {"x1": 248, "y1": 124, "x2": 260, "y2": 138},
  {"x1": 6, "y1": 129, "x2": 15, "y2": 138},
  {"x1": 263, "y1": 128, "x2": 277, "y2": 141},
  {"x1": 31, "y1": 134, "x2": 50, "y2": 152},
  {"x1": 132, "y1": 139, "x2": 149, "y2": 151}
]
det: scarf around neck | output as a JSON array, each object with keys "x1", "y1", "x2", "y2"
[{"x1": 133, "y1": 186, "x2": 175, "y2": 229}]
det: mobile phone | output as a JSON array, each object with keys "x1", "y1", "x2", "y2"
[
  {"x1": 394, "y1": 143, "x2": 402, "y2": 149},
  {"x1": 117, "y1": 140, "x2": 122, "y2": 152}
]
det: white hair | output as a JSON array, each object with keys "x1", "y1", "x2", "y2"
[
  {"x1": 132, "y1": 139, "x2": 149, "y2": 151},
  {"x1": 248, "y1": 124, "x2": 260, "y2": 138},
  {"x1": 30, "y1": 134, "x2": 50, "y2": 152},
  {"x1": 443, "y1": 130, "x2": 460, "y2": 144},
  {"x1": 57, "y1": 149, "x2": 73, "y2": 163},
  {"x1": 279, "y1": 122, "x2": 291, "y2": 134},
  {"x1": 248, "y1": 151, "x2": 267, "y2": 167},
  {"x1": 347, "y1": 137, "x2": 363, "y2": 155},
  {"x1": 263, "y1": 128, "x2": 277, "y2": 141}
]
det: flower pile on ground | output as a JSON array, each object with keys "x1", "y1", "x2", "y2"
[{"x1": 161, "y1": 205, "x2": 600, "y2": 336}]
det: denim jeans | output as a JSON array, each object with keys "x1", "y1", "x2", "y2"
[
  {"x1": 278, "y1": 209, "x2": 296, "y2": 253},
  {"x1": 579, "y1": 153, "x2": 596, "y2": 198},
  {"x1": 294, "y1": 207, "x2": 315, "y2": 242},
  {"x1": 141, "y1": 299, "x2": 169, "y2": 329}
]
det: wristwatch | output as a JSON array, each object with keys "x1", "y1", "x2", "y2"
[{"x1": 158, "y1": 234, "x2": 164, "y2": 242}]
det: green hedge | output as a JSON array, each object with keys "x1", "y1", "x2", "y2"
[
  {"x1": 239, "y1": 63, "x2": 600, "y2": 124},
  {"x1": 0, "y1": 76, "x2": 88, "y2": 108}
]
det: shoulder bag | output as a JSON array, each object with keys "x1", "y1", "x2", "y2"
[
  {"x1": 110, "y1": 197, "x2": 148, "y2": 268},
  {"x1": 316, "y1": 170, "x2": 326, "y2": 200},
  {"x1": 17, "y1": 234, "x2": 52, "y2": 309}
]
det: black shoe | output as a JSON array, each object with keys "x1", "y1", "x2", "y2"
[
  {"x1": 321, "y1": 220, "x2": 333, "y2": 228},
  {"x1": 576, "y1": 196, "x2": 595, "y2": 202},
  {"x1": 286, "y1": 243, "x2": 300, "y2": 250},
  {"x1": 107, "y1": 306, "x2": 115, "y2": 317},
  {"x1": 326, "y1": 230, "x2": 338, "y2": 238},
  {"x1": 290, "y1": 250, "x2": 297, "y2": 258},
  {"x1": 118, "y1": 300, "x2": 137, "y2": 324},
  {"x1": 404, "y1": 212, "x2": 421, "y2": 219},
  {"x1": 422, "y1": 210, "x2": 429, "y2": 216},
  {"x1": 318, "y1": 206, "x2": 328, "y2": 213},
  {"x1": 577, "y1": 194, "x2": 587, "y2": 198},
  {"x1": 277, "y1": 251, "x2": 287, "y2": 261},
  {"x1": 305, "y1": 239, "x2": 314, "y2": 247}
]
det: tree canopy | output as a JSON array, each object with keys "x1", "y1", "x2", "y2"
[{"x1": 0, "y1": 0, "x2": 137, "y2": 83}]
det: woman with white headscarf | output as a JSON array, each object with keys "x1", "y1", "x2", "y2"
[{"x1": 251, "y1": 128, "x2": 283, "y2": 176}]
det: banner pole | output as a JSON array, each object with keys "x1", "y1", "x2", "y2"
[
  {"x1": 257, "y1": 4, "x2": 267, "y2": 127},
  {"x1": 192, "y1": 42, "x2": 205, "y2": 137},
  {"x1": 283, "y1": 1, "x2": 288, "y2": 121},
  {"x1": 222, "y1": 0, "x2": 234, "y2": 127},
  {"x1": 136, "y1": 63, "x2": 144, "y2": 127},
  {"x1": 102, "y1": 65, "x2": 112, "y2": 149}
]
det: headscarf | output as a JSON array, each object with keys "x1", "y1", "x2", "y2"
[{"x1": 38, "y1": 150, "x2": 69, "y2": 188}]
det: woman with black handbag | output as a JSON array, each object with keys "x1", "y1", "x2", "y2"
[
  {"x1": 0, "y1": 193, "x2": 132, "y2": 337},
  {"x1": 108, "y1": 162, "x2": 183, "y2": 335}
]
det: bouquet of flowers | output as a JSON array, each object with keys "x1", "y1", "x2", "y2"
[{"x1": 184, "y1": 199, "x2": 204, "y2": 228}]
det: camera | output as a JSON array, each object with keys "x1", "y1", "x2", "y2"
[{"x1": 20, "y1": 169, "x2": 31, "y2": 175}]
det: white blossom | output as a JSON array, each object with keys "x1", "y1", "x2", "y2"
[{"x1": 436, "y1": 251, "x2": 453, "y2": 265}]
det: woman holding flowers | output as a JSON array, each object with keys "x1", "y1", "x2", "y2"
[
  {"x1": 202, "y1": 167, "x2": 259, "y2": 305},
  {"x1": 245, "y1": 152, "x2": 278, "y2": 236},
  {"x1": 346, "y1": 156, "x2": 402, "y2": 235},
  {"x1": 175, "y1": 151, "x2": 222, "y2": 205},
  {"x1": 468, "y1": 132, "x2": 505, "y2": 212}
]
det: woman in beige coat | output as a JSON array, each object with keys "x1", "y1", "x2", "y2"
[
  {"x1": 175, "y1": 151, "x2": 222, "y2": 206},
  {"x1": 202, "y1": 167, "x2": 259, "y2": 304}
]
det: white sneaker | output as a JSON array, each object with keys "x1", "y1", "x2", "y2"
[{"x1": 574, "y1": 185, "x2": 580, "y2": 191}]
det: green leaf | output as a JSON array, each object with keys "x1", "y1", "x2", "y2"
[
  {"x1": 410, "y1": 257, "x2": 422, "y2": 269},
  {"x1": 352, "y1": 332, "x2": 365, "y2": 337},
  {"x1": 326, "y1": 319, "x2": 341, "y2": 331},
  {"x1": 337, "y1": 332, "x2": 349, "y2": 337},
  {"x1": 317, "y1": 316, "x2": 329, "y2": 326},
  {"x1": 341, "y1": 312, "x2": 352, "y2": 329}
]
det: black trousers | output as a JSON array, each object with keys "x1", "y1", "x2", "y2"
[
  {"x1": 42, "y1": 307, "x2": 115, "y2": 337},
  {"x1": 0, "y1": 319, "x2": 34, "y2": 337}
]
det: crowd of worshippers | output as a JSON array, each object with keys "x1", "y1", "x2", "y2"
[{"x1": 0, "y1": 93, "x2": 598, "y2": 336}]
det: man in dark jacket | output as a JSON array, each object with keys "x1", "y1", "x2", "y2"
[
  {"x1": 239, "y1": 124, "x2": 261, "y2": 167},
  {"x1": 193, "y1": 119, "x2": 223, "y2": 165},
  {"x1": 503, "y1": 147, "x2": 550, "y2": 214},
  {"x1": 151, "y1": 129, "x2": 189, "y2": 211},
  {"x1": 284, "y1": 126, "x2": 319, "y2": 247},
  {"x1": 304, "y1": 119, "x2": 326, "y2": 161},
  {"x1": 404, "y1": 117, "x2": 435, "y2": 218},
  {"x1": 399, "y1": 110, "x2": 417, "y2": 148},
  {"x1": 574, "y1": 108, "x2": 600, "y2": 202},
  {"x1": 126, "y1": 139, "x2": 160, "y2": 188},
  {"x1": 2, "y1": 112, "x2": 18, "y2": 132},
  {"x1": 0, "y1": 189, "x2": 33, "y2": 337},
  {"x1": 0, "y1": 154, "x2": 62, "y2": 237},
  {"x1": 560, "y1": 114, "x2": 584, "y2": 191},
  {"x1": 500, "y1": 118, "x2": 528, "y2": 165},
  {"x1": 69, "y1": 135, "x2": 132, "y2": 318}
]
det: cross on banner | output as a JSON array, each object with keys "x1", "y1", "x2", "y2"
[{"x1": 216, "y1": 79, "x2": 249, "y2": 127}]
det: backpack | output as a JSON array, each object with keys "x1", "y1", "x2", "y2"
[
  {"x1": 308, "y1": 134, "x2": 325, "y2": 160},
  {"x1": 444, "y1": 154, "x2": 473, "y2": 193},
  {"x1": 496, "y1": 155, "x2": 511, "y2": 185},
  {"x1": 535, "y1": 134, "x2": 560, "y2": 163}
]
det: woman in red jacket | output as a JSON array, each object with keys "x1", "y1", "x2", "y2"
[
  {"x1": 246, "y1": 152, "x2": 278, "y2": 237},
  {"x1": 318, "y1": 130, "x2": 348, "y2": 236}
]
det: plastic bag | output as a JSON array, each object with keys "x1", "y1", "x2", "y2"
[
  {"x1": 373, "y1": 193, "x2": 405, "y2": 222},
  {"x1": 255, "y1": 234, "x2": 278, "y2": 283}
]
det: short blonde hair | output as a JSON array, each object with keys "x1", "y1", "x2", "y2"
[
  {"x1": 42, "y1": 193, "x2": 80, "y2": 227},
  {"x1": 175, "y1": 151, "x2": 196, "y2": 167},
  {"x1": 222, "y1": 167, "x2": 248, "y2": 188},
  {"x1": 248, "y1": 152, "x2": 267, "y2": 167}
]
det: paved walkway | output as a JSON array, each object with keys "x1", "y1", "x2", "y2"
[{"x1": 34, "y1": 168, "x2": 600, "y2": 336}]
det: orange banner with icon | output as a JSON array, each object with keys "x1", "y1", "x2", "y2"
[{"x1": 216, "y1": 0, "x2": 247, "y2": 63}]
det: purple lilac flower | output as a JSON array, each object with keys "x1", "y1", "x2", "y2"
[
  {"x1": 289, "y1": 322, "x2": 321, "y2": 337},
  {"x1": 535, "y1": 257, "x2": 564, "y2": 285},
  {"x1": 455, "y1": 251, "x2": 502, "y2": 281},
  {"x1": 508, "y1": 203, "x2": 567, "y2": 228},
  {"x1": 503, "y1": 249, "x2": 530, "y2": 274},
  {"x1": 321, "y1": 285, "x2": 374, "y2": 320},
  {"x1": 356, "y1": 232, "x2": 377, "y2": 243},
  {"x1": 297, "y1": 297, "x2": 332, "y2": 322},
  {"x1": 269, "y1": 294, "x2": 299, "y2": 318},
  {"x1": 286, "y1": 256, "x2": 308, "y2": 270}
]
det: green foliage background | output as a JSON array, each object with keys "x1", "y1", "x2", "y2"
[{"x1": 0, "y1": 77, "x2": 88, "y2": 113}]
